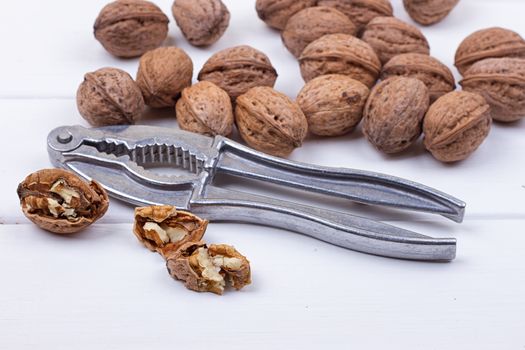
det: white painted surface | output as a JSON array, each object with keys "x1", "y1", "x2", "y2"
[{"x1": 0, "y1": 0, "x2": 524, "y2": 349}]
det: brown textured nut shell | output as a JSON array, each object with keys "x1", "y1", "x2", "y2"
[
  {"x1": 176, "y1": 81, "x2": 234, "y2": 136},
  {"x1": 403, "y1": 0, "x2": 459, "y2": 26},
  {"x1": 172, "y1": 0, "x2": 230, "y2": 46},
  {"x1": 455, "y1": 27, "x2": 525, "y2": 76},
  {"x1": 296, "y1": 74, "x2": 370, "y2": 136},
  {"x1": 166, "y1": 242, "x2": 213, "y2": 293},
  {"x1": 255, "y1": 0, "x2": 317, "y2": 30},
  {"x1": 235, "y1": 86, "x2": 308, "y2": 157},
  {"x1": 299, "y1": 33, "x2": 381, "y2": 87},
  {"x1": 361, "y1": 16, "x2": 430, "y2": 65},
  {"x1": 381, "y1": 53, "x2": 455, "y2": 103},
  {"x1": 198, "y1": 45, "x2": 278, "y2": 100},
  {"x1": 460, "y1": 57, "x2": 525, "y2": 122},
  {"x1": 17, "y1": 169, "x2": 109, "y2": 234},
  {"x1": 94, "y1": 0, "x2": 169, "y2": 58},
  {"x1": 77, "y1": 67, "x2": 145, "y2": 127},
  {"x1": 423, "y1": 91, "x2": 491, "y2": 162},
  {"x1": 317, "y1": 0, "x2": 393, "y2": 33},
  {"x1": 136, "y1": 47, "x2": 193, "y2": 108},
  {"x1": 208, "y1": 244, "x2": 251, "y2": 291},
  {"x1": 363, "y1": 77, "x2": 429, "y2": 153},
  {"x1": 282, "y1": 6, "x2": 357, "y2": 58}
]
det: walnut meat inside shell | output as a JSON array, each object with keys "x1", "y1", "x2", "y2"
[
  {"x1": 17, "y1": 169, "x2": 109, "y2": 234},
  {"x1": 255, "y1": 0, "x2": 317, "y2": 31}
]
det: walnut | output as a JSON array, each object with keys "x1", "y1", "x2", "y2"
[
  {"x1": 176, "y1": 81, "x2": 234, "y2": 136},
  {"x1": 403, "y1": 0, "x2": 459, "y2": 26},
  {"x1": 381, "y1": 53, "x2": 455, "y2": 103},
  {"x1": 171, "y1": 0, "x2": 230, "y2": 46},
  {"x1": 166, "y1": 241, "x2": 251, "y2": 295},
  {"x1": 317, "y1": 0, "x2": 393, "y2": 34},
  {"x1": 235, "y1": 86, "x2": 308, "y2": 157},
  {"x1": 94, "y1": 0, "x2": 169, "y2": 58},
  {"x1": 282, "y1": 6, "x2": 357, "y2": 58},
  {"x1": 299, "y1": 33, "x2": 381, "y2": 88},
  {"x1": 423, "y1": 91, "x2": 491, "y2": 163},
  {"x1": 136, "y1": 47, "x2": 193, "y2": 108},
  {"x1": 133, "y1": 205, "x2": 208, "y2": 258},
  {"x1": 361, "y1": 16, "x2": 430, "y2": 65},
  {"x1": 363, "y1": 77, "x2": 429, "y2": 154},
  {"x1": 17, "y1": 169, "x2": 109, "y2": 234},
  {"x1": 255, "y1": 0, "x2": 317, "y2": 31},
  {"x1": 76, "y1": 67, "x2": 145, "y2": 127},
  {"x1": 460, "y1": 57, "x2": 525, "y2": 123},
  {"x1": 455, "y1": 27, "x2": 525, "y2": 76},
  {"x1": 296, "y1": 74, "x2": 369, "y2": 136},
  {"x1": 198, "y1": 45, "x2": 278, "y2": 100}
]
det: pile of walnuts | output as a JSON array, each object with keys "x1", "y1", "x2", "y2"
[{"x1": 77, "y1": 0, "x2": 525, "y2": 163}]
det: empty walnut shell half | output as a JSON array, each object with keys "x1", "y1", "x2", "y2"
[
  {"x1": 282, "y1": 6, "x2": 357, "y2": 58},
  {"x1": 460, "y1": 57, "x2": 525, "y2": 123},
  {"x1": 94, "y1": 0, "x2": 169, "y2": 58},
  {"x1": 172, "y1": 0, "x2": 230, "y2": 46},
  {"x1": 77, "y1": 67, "x2": 145, "y2": 127},
  {"x1": 297, "y1": 74, "x2": 370, "y2": 136},
  {"x1": 198, "y1": 45, "x2": 278, "y2": 100},
  {"x1": 423, "y1": 91, "x2": 491, "y2": 163},
  {"x1": 136, "y1": 47, "x2": 193, "y2": 108},
  {"x1": 317, "y1": 0, "x2": 393, "y2": 33},
  {"x1": 455, "y1": 27, "x2": 525, "y2": 76},
  {"x1": 235, "y1": 86, "x2": 308, "y2": 157},
  {"x1": 363, "y1": 77, "x2": 429, "y2": 154},
  {"x1": 361, "y1": 16, "x2": 430, "y2": 65},
  {"x1": 133, "y1": 205, "x2": 208, "y2": 258},
  {"x1": 299, "y1": 33, "x2": 381, "y2": 87},
  {"x1": 166, "y1": 241, "x2": 251, "y2": 295},
  {"x1": 17, "y1": 169, "x2": 109, "y2": 234},
  {"x1": 403, "y1": 0, "x2": 459, "y2": 26},
  {"x1": 255, "y1": 0, "x2": 317, "y2": 31},
  {"x1": 381, "y1": 53, "x2": 455, "y2": 103},
  {"x1": 176, "y1": 81, "x2": 234, "y2": 136}
]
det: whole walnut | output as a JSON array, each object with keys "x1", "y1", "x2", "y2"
[
  {"x1": 136, "y1": 47, "x2": 193, "y2": 108},
  {"x1": 363, "y1": 77, "x2": 429, "y2": 154},
  {"x1": 317, "y1": 0, "x2": 393, "y2": 33},
  {"x1": 423, "y1": 91, "x2": 491, "y2": 163},
  {"x1": 176, "y1": 81, "x2": 234, "y2": 136},
  {"x1": 403, "y1": 0, "x2": 459, "y2": 26},
  {"x1": 455, "y1": 27, "x2": 525, "y2": 76},
  {"x1": 77, "y1": 67, "x2": 145, "y2": 126},
  {"x1": 17, "y1": 169, "x2": 109, "y2": 234},
  {"x1": 198, "y1": 45, "x2": 278, "y2": 100},
  {"x1": 172, "y1": 0, "x2": 230, "y2": 46},
  {"x1": 282, "y1": 6, "x2": 357, "y2": 58},
  {"x1": 299, "y1": 33, "x2": 381, "y2": 87},
  {"x1": 255, "y1": 0, "x2": 317, "y2": 31},
  {"x1": 296, "y1": 74, "x2": 369, "y2": 136},
  {"x1": 235, "y1": 86, "x2": 308, "y2": 157},
  {"x1": 381, "y1": 53, "x2": 455, "y2": 103},
  {"x1": 94, "y1": 0, "x2": 169, "y2": 58},
  {"x1": 460, "y1": 58, "x2": 525, "y2": 123},
  {"x1": 361, "y1": 16, "x2": 430, "y2": 65}
]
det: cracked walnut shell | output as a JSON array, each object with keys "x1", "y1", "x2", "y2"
[
  {"x1": 172, "y1": 0, "x2": 230, "y2": 46},
  {"x1": 255, "y1": 0, "x2": 317, "y2": 31},
  {"x1": 299, "y1": 33, "x2": 381, "y2": 87},
  {"x1": 94, "y1": 0, "x2": 169, "y2": 58},
  {"x1": 133, "y1": 205, "x2": 208, "y2": 258},
  {"x1": 317, "y1": 0, "x2": 393, "y2": 33},
  {"x1": 423, "y1": 91, "x2": 491, "y2": 163},
  {"x1": 166, "y1": 241, "x2": 251, "y2": 295},
  {"x1": 77, "y1": 67, "x2": 145, "y2": 127},
  {"x1": 17, "y1": 169, "x2": 109, "y2": 234},
  {"x1": 176, "y1": 81, "x2": 234, "y2": 136},
  {"x1": 297, "y1": 74, "x2": 370, "y2": 136},
  {"x1": 403, "y1": 0, "x2": 459, "y2": 26},
  {"x1": 235, "y1": 86, "x2": 308, "y2": 157}
]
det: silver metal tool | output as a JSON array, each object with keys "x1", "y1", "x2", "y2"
[{"x1": 47, "y1": 125, "x2": 465, "y2": 261}]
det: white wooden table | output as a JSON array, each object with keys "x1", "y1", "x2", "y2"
[{"x1": 1, "y1": 0, "x2": 524, "y2": 349}]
